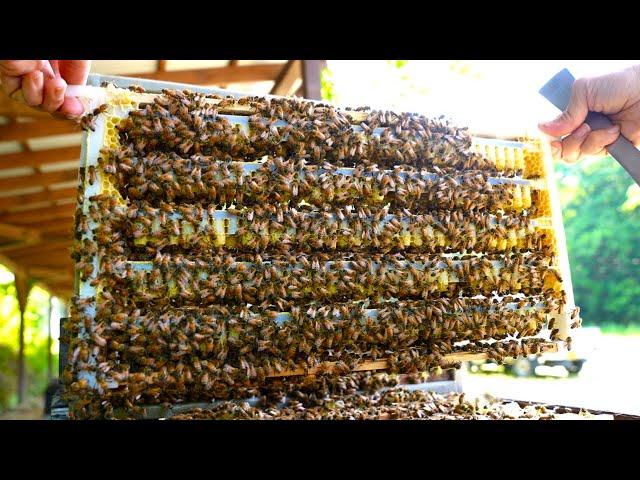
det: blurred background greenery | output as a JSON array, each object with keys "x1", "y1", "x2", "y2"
[
  {"x1": 0, "y1": 272, "x2": 60, "y2": 413},
  {"x1": 557, "y1": 157, "x2": 640, "y2": 332}
]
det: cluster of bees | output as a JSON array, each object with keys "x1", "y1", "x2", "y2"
[
  {"x1": 98, "y1": 154, "x2": 530, "y2": 213},
  {"x1": 169, "y1": 387, "x2": 594, "y2": 420},
  {"x1": 63, "y1": 86, "x2": 576, "y2": 419},
  {"x1": 123, "y1": 203, "x2": 551, "y2": 257},
  {"x1": 98, "y1": 252, "x2": 558, "y2": 304},
  {"x1": 75, "y1": 194, "x2": 553, "y2": 261},
  {"x1": 116, "y1": 89, "x2": 508, "y2": 174}
]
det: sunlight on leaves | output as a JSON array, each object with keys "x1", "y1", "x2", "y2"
[
  {"x1": 320, "y1": 67, "x2": 336, "y2": 103},
  {"x1": 621, "y1": 183, "x2": 640, "y2": 212}
]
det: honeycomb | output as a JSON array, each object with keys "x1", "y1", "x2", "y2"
[{"x1": 64, "y1": 84, "x2": 579, "y2": 419}]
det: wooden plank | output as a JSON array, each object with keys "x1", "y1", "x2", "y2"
[
  {"x1": 28, "y1": 220, "x2": 73, "y2": 234},
  {"x1": 539, "y1": 138, "x2": 575, "y2": 340},
  {"x1": 0, "y1": 169, "x2": 77, "y2": 191},
  {"x1": 0, "y1": 222, "x2": 40, "y2": 242},
  {"x1": 0, "y1": 92, "x2": 52, "y2": 118},
  {"x1": 0, "y1": 240, "x2": 39, "y2": 253},
  {"x1": 40, "y1": 280, "x2": 72, "y2": 293},
  {"x1": 44, "y1": 279, "x2": 73, "y2": 290},
  {"x1": 219, "y1": 60, "x2": 238, "y2": 88},
  {"x1": 35, "y1": 283, "x2": 71, "y2": 302},
  {"x1": 0, "y1": 146, "x2": 80, "y2": 170},
  {"x1": 0, "y1": 119, "x2": 80, "y2": 142},
  {"x1": 4, "y1": 239, "x2": 71, "y2": 257},
  {"x1": 28, "y1": 266, "x2": 73, "y2": 282},
  {"x1": 266, "y1": 343, "x2": 559, "y2": 378},
  {"x1": 0, "y1": 252, "x2": 25, "y2": 274},
  {"x1": 0, "y1": 188, "x2": 77, "y2": 211},
  {"x1": 302, "y1": 60, "x2": 325, "y2": 100},
  {"x1": 270, "y1": 61, "x2": 302, "y2": 97},
  {"x1": 128, "y1": 64, "x2": 284, "y2": 86},
  {"x1": 0, "y1": 204, "x2": 75, "y2": 224},
  {"x1": 16, "y1": 253, "x2": 71, "y2": 268}
]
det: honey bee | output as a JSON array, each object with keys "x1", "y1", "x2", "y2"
[
  {"x1": 79, "y1": 103, "x2": 109, "y2": 132},
  {"x1": 87, "y1": 165, "x2": 97, "y2": 185}
]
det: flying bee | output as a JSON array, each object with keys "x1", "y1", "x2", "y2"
[{"x1": 564, "y1": 336, "x2": 572, "y2": 351}]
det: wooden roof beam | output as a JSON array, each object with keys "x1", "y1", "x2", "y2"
[
  {"x1": 0, "y1": 203, "x2": 75, "y2": 225},
  {"x1": 270, "y1": 61, "x2": 303, "y2": 97},
  {"x1": 128, "y1": 64, "x2": 284, "y2": 86},
  {"x1": 0, "y1": 146, "x2": 80, "y2": 170},
  {"x1": 2, "y1": 238, "x2": 71, "y2": 257},
  {"x1": 28, "y1": 266, "x2": 73, "y2": 282},
  {"x1": 0, "y1": 169, "x2": 77, "y2": 191},
  {"x1": 0, "y1": 118, "x2": 80, "y2": 141},
  {"x1": 25, "y1": 219, "x2": 73, "y2": 234},
  {"x1": 0, "y1": 252, "x2": 26, "y2": 275},
  {"x1": 0, "y1": 222, "x2": 41, "y2": 242},
  {"x1": 13, "y1": 251, "x2": 71, "y2": 268},
  {"x1": 0, "y1": 187, "x2": 77, "y2": 211}
]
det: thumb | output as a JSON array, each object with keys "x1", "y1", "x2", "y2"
[{"x1": 539, "y1": 77, "x2": 590, "y2": 137}]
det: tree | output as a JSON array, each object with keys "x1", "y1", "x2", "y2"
[{"x1": 556, "y1": 157, "x2": 640, "y2": 327}]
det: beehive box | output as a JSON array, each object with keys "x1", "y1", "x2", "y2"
[{"x1": 63, "y1": 74, "x2": 580, "y2": 418}]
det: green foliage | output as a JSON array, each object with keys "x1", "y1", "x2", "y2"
[
  {"x1": 320, "y1": 67, "x2": 336, "y2": 103},
  {"x1": 0, "y1": 344, "x2": 17, "y2": 410},
  {"x1": 556, "y1": 157, "x2": 640, "y2": 327},
  {"x1": 0, "y1": 266, "x2": 54, "y2": 413},
  {"x1": 598, "y1": 322, "x2": 640, "y2": 335},
  {"x1": 621, "y1": 183, "x2": 640, "y2": 212}
]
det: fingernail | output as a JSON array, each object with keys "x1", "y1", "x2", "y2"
[
  {"x1": 551, "y1": 145, "x2": 561, "y2": 158},
  {"x1": 574, "y1": 124, "x2": 590, "y2": 139},
  {"x1": 55, "y1": 86, "x2": 64, "y2": 96},
  {"x1": 607, "y1": 125, "x2": 620, "y2": 135}
]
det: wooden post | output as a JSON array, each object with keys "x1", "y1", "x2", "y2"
[
  {"x1": 14, "y1": 272, "x2": 29, "y2": 405},
  {"x1": 301, "y1": 60, "x2": 326, "y2": 100},
  {"x1": 47, "y1": 296, "x2": 54, "y2": 381}
]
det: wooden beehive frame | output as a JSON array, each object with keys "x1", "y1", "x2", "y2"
[{"x1": 72, "y1": 73, "x2": 576, "y2": 388}]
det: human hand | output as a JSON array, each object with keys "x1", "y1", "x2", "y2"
[
  {"x1": 538, "y1": 65, "x2": 640, "y2": 163},
  {"x1": 0, "y1": 60, "x2": 91, "y2": 118}
]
